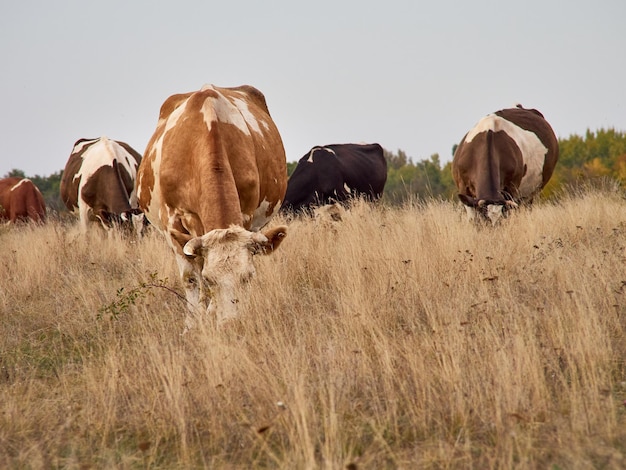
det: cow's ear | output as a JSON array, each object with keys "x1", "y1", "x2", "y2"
[
  {"x1": 458, "y1": 194, "x2": 477, "y2": 207},
  {"x1": 248, "y1": 225, "x2": 287, "y2": 255},
  {"x1": 170, "y1": 228, "x2": 194, "y2": 254}
]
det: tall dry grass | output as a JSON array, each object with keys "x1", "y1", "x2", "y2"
[{"x1": 1, "y1": 184, "x2": 625, "y2": 469}]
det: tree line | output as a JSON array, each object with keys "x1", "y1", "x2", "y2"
[{"x1": 5, "y1": 128, "x2": 626, "y2": 213}]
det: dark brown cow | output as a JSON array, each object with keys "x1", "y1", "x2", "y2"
[
  {"x1": 452, "y1": 105, "x2": 559, "y2": 224},
  {"x1": 0, "y1": 177, "x2": 46, "y2": 223},
  {"x1": 60, "y1": 136, "x2": 143, "y2": 232},
  {"x1": 136, "y1": 84, "x2": 287, "y2": 325}
]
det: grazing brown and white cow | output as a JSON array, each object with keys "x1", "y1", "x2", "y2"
[
  {"x1": 0, "y1": 177, "x2": 46, "y2": 223},
  {"x1": 452, "y1": 105, "x2": 559, "y2": 224},
  {"x1": 60, "y1": 136, "x2": 143, "y2": 233},
  {"x1": 136, "y1": 84, "x2": 288, "y2": 325}
]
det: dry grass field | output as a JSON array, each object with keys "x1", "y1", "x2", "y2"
[{"x1": 1, "y1": 184, "x2": 626, "y2": 469}]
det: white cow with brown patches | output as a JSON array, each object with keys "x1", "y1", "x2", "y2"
[
  {"x1": 60, "y1": 136, "x2": 143, "y2": 233},
  {"x1": 136, "y1": 84, "x2": 287, "y2": 325}
]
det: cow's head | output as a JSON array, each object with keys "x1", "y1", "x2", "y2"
[
  {"x1": 181, "y1": 225, "x2": 287, "y2": 323},
  {"x1": 120, "y1": 208, "x2": 150, "y2": 237},
  {"x1": 94, "y1": 209, "x2": 121, "y2": 230},
  {"x1": 458, "y1": 194, "x2": 518, "y2": 225},
  {"x1": 94, "y1": 208, "x2": 148, "y2": 236}
]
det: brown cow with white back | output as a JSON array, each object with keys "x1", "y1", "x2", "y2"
[
  {"x1": 136, "y1": 84, "x2": 287, "y2": 326},
  {"x1": 452, "y1": 104, "x2": 559, "y2": 225},
  {"x1": 0, "y1": 177, "x2": 46, "y2": 223}
]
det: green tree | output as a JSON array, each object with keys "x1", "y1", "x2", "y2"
[
  {"x1": 614, "y1": 154, "x2": 626, "y2": 184},
  {"x1": 383, "y1": 148, "x2": 408, "y2": 170},
  {"x1": 556, "y1": 128, "x2": 626, "y2": 190},
  {"x1": 286, "y1": 161, "x2": 298, "y2": 177},
  {"x1": 30, "y1": 170, "x2": 64, "y2": 212},
  {"x1": 382, "y1": 149, "x2": 457, "y2": 204},
  {"x1": 4, "y1": 169, "x2": 26, "y2": 178}
]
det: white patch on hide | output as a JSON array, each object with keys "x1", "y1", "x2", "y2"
[
  {"x1": 200, "y1": 86, "x2": 264, "y2": 137},
  {"x1": 202, "y1": 92, "x2": 249, "y2": 135},
  {"x1": 10, "y1": 178, "x2": 31, "y2": 192},
  {"x1": 71, "y1": 138, "x2": 100, "y2": 155},
  {"x1": 71, "y1": 137, "x2": 140, "y2": 230},
  {"x1": 231, "y1": 97, "x2": 266, "y2": 135},
  {"x1": 306, "y1": 146, "x2": 335, "y2": 163},
  {"x1": 141, "y1": 99, "x2": 190, "y2": 232},
  {"x1": 465, "y1": 114, "x2": 548, "y2": 197}
]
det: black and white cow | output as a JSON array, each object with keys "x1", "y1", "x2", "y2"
[
  {"x1": 281, "y1": 143, "x2": 387, "y2": 213},
  {"x1": 452, "y1": 105, "x2": 559, "y2": 224},
  {"x1": 60, "y1": 136, "x2": 144, "y2": 233}
]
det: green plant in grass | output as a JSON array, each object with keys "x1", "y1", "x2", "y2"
[{"x1": 98, "y1": 271, "x2": 187, "y2": 320}]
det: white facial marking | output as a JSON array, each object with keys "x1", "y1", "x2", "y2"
[
  {"x1": 486, "y1": 204, "x2": 504, "y2": 225},
  {"x1": 132, "y1": 213, "x2": 145, "y2": 237},
  {"x1": 198, "y1": 227, "x2": 258, "y2": 322}
]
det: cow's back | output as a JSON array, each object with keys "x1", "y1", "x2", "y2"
[
  {"x1": 494, "y1": 107, "x2": 559, "y2": 189},
  {"x1": 60, "y1": 138, "x2": 99, "y2": 211},
  {"x1": 329, "y1": 143, "x2": 387, "y2": 196},
  {"x1": 61, "y1": 137, "x2": 143, "y2": 233},
  {"x1": 453, "y1": 106, "x2": 558, "y2": 203},
  {"x1": 0, "y1": 177, "x2": 46, "y2": 223},
  {"x1": 137, "y1": 84, "x2": 287, "y2": 243}
]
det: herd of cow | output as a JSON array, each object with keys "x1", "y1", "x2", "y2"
[{"x1": 0, "y1": 84, "x2": 559, "y2": 324}]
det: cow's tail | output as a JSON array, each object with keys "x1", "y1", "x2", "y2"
[
  {"x1": 481, "y1": 129, "x2": 502, "y2": 202},
  {"x1": 25, "y1": 187, "x2": 46, "y2": 223}
]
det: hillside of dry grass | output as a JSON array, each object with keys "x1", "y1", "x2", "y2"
[{"x1": 1, "y1": 185, "x2": 626, "y2": 469}]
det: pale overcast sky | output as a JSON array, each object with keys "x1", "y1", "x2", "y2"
[{"x1": 1, "y1": 0, "x2": 624, "y2": 177}]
